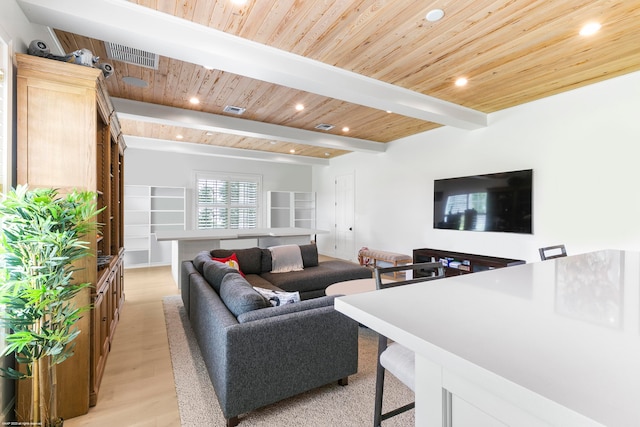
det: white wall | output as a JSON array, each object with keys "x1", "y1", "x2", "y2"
[
  {"x1": 313, "y1": 70, "x2": 640, "y2": 263},
  {"x1": 124, "y1": 148, "x2": 312, "y2": 228}
]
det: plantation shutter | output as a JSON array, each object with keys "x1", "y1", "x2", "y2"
[{"x1": 196, "y1": 174, "x2": 259, "y2": 229}]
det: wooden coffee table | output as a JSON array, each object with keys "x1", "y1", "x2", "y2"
[{"x1": 325, "y1": 277, "x2": 393, "y2": 296}]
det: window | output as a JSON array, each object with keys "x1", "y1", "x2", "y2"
[
  {"x1": 195, "y1": 172, "x2": 260, "y2": 229},
  {"x1": 444, "y1": 192, "x2": 487, "y2": 231}
]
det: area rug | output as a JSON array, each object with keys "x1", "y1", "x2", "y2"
[{"x1": 162, "y1": 295, "x2": 415, "y2": 426}]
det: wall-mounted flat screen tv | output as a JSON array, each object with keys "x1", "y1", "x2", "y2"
[{"x1": 433, "y1": 169, "x2": 533, "y2": 234}]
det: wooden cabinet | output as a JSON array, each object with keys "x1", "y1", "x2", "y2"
[
  {"x1": 413, "y1": 248, "x2": 525, "y2": 277},
  {"x1": 16, "y1": 54, "x2": 125, "y2": 418}
]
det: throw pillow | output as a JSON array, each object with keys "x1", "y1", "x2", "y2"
[
  {"x1": 269, "y1": 244, "x2": 304, "y2": 273},
  {"x1": 253, "y1": 287, "x2": 301, "y2": 307},
  {"x1": 299, "y1": 243, "x2": 319, "y2": 268},
  {"x1": 212, "y1": 253, "x2": 244, "y2": 277}
]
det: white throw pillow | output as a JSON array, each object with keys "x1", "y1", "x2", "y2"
[
  {"x1": 253, "y1": 287, "x2": 301, "y2": 306},
  {"x1": 269, "y1": 244, "x2": 304, "y2": 273}
]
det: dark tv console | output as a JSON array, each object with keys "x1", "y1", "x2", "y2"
[{"x1": 413, "y1": 248, "x2": 525, "y2": 277}]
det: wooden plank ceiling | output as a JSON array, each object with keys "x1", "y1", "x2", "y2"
[{"x1": 49, "y1": 0, "x2": 640, "y2": 161}]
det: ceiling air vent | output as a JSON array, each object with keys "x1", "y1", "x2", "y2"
[
  {"x1": 105, "y1": 42, "x2": 159, "y2": 69},
  {"x1": 223, "y1": 105, "x2": 246, "y2": 115},
  {"x1": 315, "y1": 123, "x2": 335, "y2": 131}
]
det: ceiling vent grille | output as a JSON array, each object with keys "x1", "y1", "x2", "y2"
[
  {"x1": 105, "y1": 42, "x2": 159, "y2": 69},
  {"x1": 223, "y1": 105, "x2": 246, "y2": 115},
  {"x1": 315, "y1": 123, "x2": 335, "y2": 131}
]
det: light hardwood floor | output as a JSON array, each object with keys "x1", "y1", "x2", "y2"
[{"x1": 65, "y1": 266, "x2": 181, "y2": 427}]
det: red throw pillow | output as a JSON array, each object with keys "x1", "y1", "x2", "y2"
[{"x1": 212, "y1": 253, "x2": 244, "y2": 277}]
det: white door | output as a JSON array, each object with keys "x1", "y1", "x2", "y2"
[{"x1": 335, "y1": 173, "x2": 355, "y2": 261}]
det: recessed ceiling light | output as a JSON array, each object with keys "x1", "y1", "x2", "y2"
[
  {"x1": 203, "y1": 65, "x2": 214, "y2": 70},
  {"x1": 270, "y1": 141, "x2": 277, "y2": 145},
  {"x1": 289, "y1": 149, "x2": 296, "y2": 154},
  {"x1": 342, "y1": 127, "x2": 350, "y2": 132},
  {"x1": 295, "y1": 103, "x2": 305, "y2": 111},
  {"x1": 455, "y1": 77, "x2": 468, "y2": 87},
  {"x1": 189, "y1": 97, "x2": 200, "y2": 105},
  {"x1": 580, "y1": 22, "x2": 601, "y2": 36},
  {"x1": 426, "y1": 9, "x2": 445, "y2": 22},
  {"x1": 205, "y1": 132, "x2": 213, "y2": 136},
  {"x1": 176, "y1": 134, "x2": 183, "y2": 139},
  {"x1": 325, "y1": 152, "x2": 330, "y2": 156},
  {"x1": 386, "y1": 110, "x2": 393, "y2": 114}
]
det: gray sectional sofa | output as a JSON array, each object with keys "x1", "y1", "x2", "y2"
[{"x1": 180, "y1": 244, "x2": 371, "y2": 426}]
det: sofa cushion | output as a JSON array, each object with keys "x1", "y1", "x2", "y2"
[
  {"x1": 260, "y1": 260, "x2": 372, "y2": 296},
  {"x1": 269, "y1": 245, "x2": 304, "y2": 273},
  {"x1": 260, "y1": 248, "x2": 272, "y2": 273},
  {"x1": 236, "y1": 295, "x2": 338, "y2": 323},
  {"x1": 202, "y1": 259, "x2": 238, "y2": 293},
  {"x1": 193, "y1": 251, "x2": 214, "y2": 274},
  {"x1": 299, "y1": 243, "x2": 319, "y2": 268},
  {"x1": 219, "y1": 273, "x2": 269, "y2": 317},
  {"x1": 210, "y1": 247, "x2": 263, "y2": 275},
  {"x1": 212, "y1": 252, "x2": 245, "y2": 277},
  {"x1": 244, "y1": 273, "x2": 281, "y2": 291}
]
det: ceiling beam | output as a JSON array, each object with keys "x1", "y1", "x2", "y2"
[
  {"x1": 17, "y1": 0, "x2": 488, "y2": 130},
  {"x1": 124, "y1": 136, "x2": 330, "y2": 166},
  {"x1": 113, "y1": 98, "x2": 387, "y2": 154}
]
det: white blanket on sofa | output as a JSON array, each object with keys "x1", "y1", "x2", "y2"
[{"x1": 269, "y1": 244, "x2": 304, "y2": 273}]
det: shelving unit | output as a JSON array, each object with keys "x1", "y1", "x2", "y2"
[
  {"x1": 293, "y1": 192, "x2": 316, "y2": 228},
  {"x1": 123, "y1": 185, "x2": 151, "y2": 267},
  {"x1": 16, "y1": 54, "x2": 125, "y2": 418},
  {"x1": 267, "y1": 191, "x2": 316, "y2": 228},
  {"x1": 124, "y1": 185, "x2": 185, "y2": 267},
  {"x1": 150, "y1": 186, "x2": 186, "y2": 265}
]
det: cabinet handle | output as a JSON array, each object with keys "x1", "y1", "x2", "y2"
[{"x1": 102, "y1": 317, "x2": 107, "y2": 322}]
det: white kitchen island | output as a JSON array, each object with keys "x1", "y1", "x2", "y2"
[
  {"x1": 335, "y1": 250, "x2": 640, "y2": 427},
  {"x1": 155, "y1": 227, "x2": 327, "y2": 287}
]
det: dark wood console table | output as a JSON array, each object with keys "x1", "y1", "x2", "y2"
[{"x1": 413, "y1": 248, "x2": 525, "y2": 277}]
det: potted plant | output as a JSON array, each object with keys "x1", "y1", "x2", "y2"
[{"x1": 0, "y1": 185, "x2": 102, "y2": 427}]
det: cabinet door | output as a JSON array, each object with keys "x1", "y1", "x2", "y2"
[
  {"x1": 452, "y1": 396, "x2": 508, "y2": 426},
  {"x1": 91, "y1": 289, "x2": 108, "y2": 404},
  {"x1": 108, "y1": 270, "x2": 119, "y2": 339}
]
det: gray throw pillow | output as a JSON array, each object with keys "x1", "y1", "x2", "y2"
[
  {"x1": 219, "y1": 273, "x2": 268, "y2": 317},
  {"x1": 260, "y1": 248, "x2": 272, "y2": 273},
  {"x1": 300, "y1": 243, "x2": 319, "y2": 268}
]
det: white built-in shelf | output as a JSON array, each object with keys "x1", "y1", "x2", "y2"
[
  {"x1": 267, "y1": 191, "x2": 316, "y2": 229},
  {"x1": 123, "y1": 185, "x2": 186, "y2": 268}
]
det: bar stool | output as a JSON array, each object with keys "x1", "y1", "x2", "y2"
[
  {"x1": 372, "y1": 262, "x2": 444, "y2": 427},
  {"x1": 539, "y1": 244, "x2": 567, "y2": 260}
]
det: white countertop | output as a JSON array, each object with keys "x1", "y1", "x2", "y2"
[
  {"x1": 154, "y1": 227, "x2": 328, "y2": 241},
  {"x1": 335, "y1": 250, "x2": 640, "y2": 426}
]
